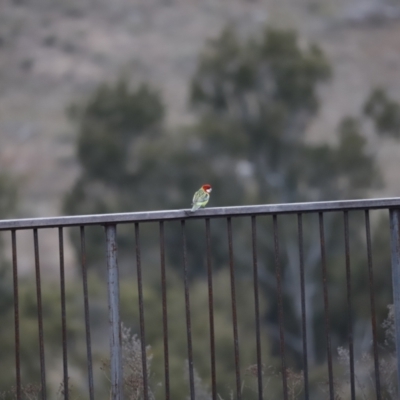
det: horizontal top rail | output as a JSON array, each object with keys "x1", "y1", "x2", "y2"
[{"x1": 1, "y1": 197, "x2": 400, "y2": 230}]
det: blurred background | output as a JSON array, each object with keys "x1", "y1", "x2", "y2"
[{"x1": 1, "y1": 0, "x2": 400, "y2": 398}]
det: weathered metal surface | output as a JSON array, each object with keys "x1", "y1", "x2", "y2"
[
  {"x1": 365, "y1": 211, "x2": 382, "y2": 400},
  {"x1": 343, "y1": 211, "x2": 356, "y2": 400},
  {"x1": 227, "y1": 217, "x2": 241, "y2": 400},
  {"x1": 389, "y1": 209, "x2": 400, "y2": 397},
  {"x1": 319, "y1": 213, "x2": 334, "y2": 400},
  {"x1": 80, "y1": 226, "x2": 94, "y2": 400},
  {"x1": 106, "y1": 225, "x2": 123, "y2": 400},
  {"x1": 2, "y1": 197, "x2": 400, "y2": 230}
]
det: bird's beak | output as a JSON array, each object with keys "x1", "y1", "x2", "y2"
[{"x1": 208, "y1": 188, "x2": 212, "y2": 193}]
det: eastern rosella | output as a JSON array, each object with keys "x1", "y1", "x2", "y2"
[{"x1": 191, "y1": 184, "x2": 212, "y2": 212}]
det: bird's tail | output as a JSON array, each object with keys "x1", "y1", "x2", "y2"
[{"x1": 191, "y1": 204, "x2": 200, "y2": 212}]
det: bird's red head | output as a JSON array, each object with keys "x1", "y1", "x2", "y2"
[{"x1": 202, "y1": 184, "x2": 212, "y2": 194}]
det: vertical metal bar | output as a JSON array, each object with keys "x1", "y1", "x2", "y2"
[
  {"x1": 389, "y1": 209, "x2": 400, "y2": 394},
  {"x1": 159, "y1": 221, "x2": 170, "y2": 400},
  {"x1": 106, "y1": 225, "x2": 123, "y2": 400},
  {"x1": 365, "y1": 210, "x2": 381, "y2": 399},
  {"x1": 80, "y1": 226, "x2": 94, "y2": 400},
  {"x1": 58, "y1": 228, "x2": 69, "y2": 400},
  {"x1": 182, "y1": 220, "x2": 195, "y2": 400},
  {"x1": 272, "y1": 215, "x2": 288, "y2": 400},
  {"x1": 318, "y1": 213, "x2": 334, "y2": 400},
  {"x1": 11, "y1": 230, "x2": 21, "y2": 400},
  {"x1": 227, "y1": 217, "x2": 241, "y2": 400},
  {"x1": 343, "y1": 212, "x2": 356, "y2": 400},
  {"x1": 33, "y1": 229, "x2": 47, "y2": 400},
  {"x1": 251, "y1": 216, "x2": 263, "y2": 400},
  {"x1": 135, "y1": 223, "x2": 149, "y2": 400},
  {"x1": 205, "y1": 218, "x2": 217, "y2": 400},
  {"x1": 297, "y1": 213, "x2": 309, "y2": 399}
]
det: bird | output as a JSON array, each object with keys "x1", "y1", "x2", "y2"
[{"x1": 191, "y1": 184, "x2": 212, "y2": 212}]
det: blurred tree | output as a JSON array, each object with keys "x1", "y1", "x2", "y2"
[
  {"x1": 364, "y1": 87, "x2": 400, "y2": 138},
  {"x1": 65, "y1": 78, "x2": 165, "y2": 210},
  {"x1": 0, "y1": 172, "x2": 17, "y2": 315},
  {"x1": 189, "y1": 27, "x2": 380, "y2": 203},
  {"x1": 64, "y1": 79, "x2": 168, "y2": 270},
  {"x1": 0, "y1": 173, "x2": 17, "y2": 218},
  {"x1": 63, "y1": 24, "x2": 400, "y2": 377},
  {"x1": 188, "y1": 26, "x2": 392, "y2": 369}
]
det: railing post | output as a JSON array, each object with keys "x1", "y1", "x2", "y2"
[
  {"x1": 106, "y1": 224, "x2": 123, "y2": 400},
  {"x1": 389, "y1": 209, "x2": 400, "y2": 393}
]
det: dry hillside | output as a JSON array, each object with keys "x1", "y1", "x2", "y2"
[{"x1": 1, "y1": 0, "x2": 400, "y2": 272}]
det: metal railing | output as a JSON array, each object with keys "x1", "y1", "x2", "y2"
[{"x1": 2, "y1": 197, "x2": 400, "y2": 400}]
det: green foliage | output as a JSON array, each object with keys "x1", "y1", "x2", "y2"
[
  {"x1": 363, "y1": 87, "x2": 400, "y2": 138},
  {"x1": 70, "y1": 79, "x2": 164, "y2": 184},
  {"x1": 189, "y1": 27, "x2": 334, "y2": 205},
  {"x1": 64, "y1": 80, "x2": 167, "y2": 272},
  {"x1": 191, "y1": 27, "x2": 331, "y2": 120},
  {"x1": 190, "y1": 26, "x2": 378, "y2": 205},
  {"x1": 336, "y1": 117, "x2": 380, "y2": 190},
  {"x1": 0, "y1": 171, "x2": 19, "y2": 387},
  {"x1": 0, "y1": 173, "x2": 17, "y2": 218}
]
